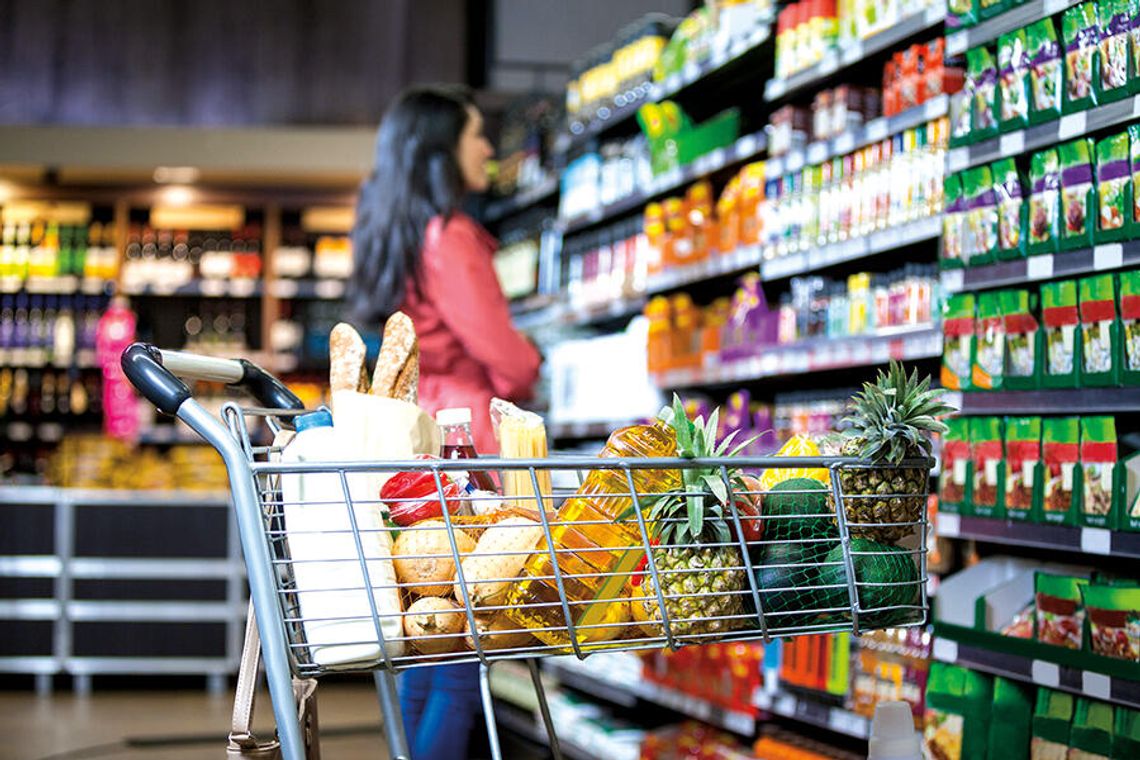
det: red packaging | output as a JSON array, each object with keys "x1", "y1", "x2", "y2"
[
  {"x1": 897, "y1": 46, "x2": 920, "y2": 112},
  {"x1": 882, "y1": 60, "x2": 899, "y2": 116}
]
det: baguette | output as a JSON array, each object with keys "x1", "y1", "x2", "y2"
[
  {"x1": 370, "y1": 311, "x2": 418, "y2": 398},
  {"x1": 392, "y1": 344, "x2": 420, "y2": 404},
  {"x1": 329, "y1": 322, "x2": 369, "y2": 393}
]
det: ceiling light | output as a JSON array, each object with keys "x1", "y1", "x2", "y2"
[{"x1": 160, "y1": 185, "x2": 195, "y2": 206}]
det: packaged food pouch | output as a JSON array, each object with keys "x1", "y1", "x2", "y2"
[
  {"x1": 1027, "y1": 19, "x2": 1064, "y2": 124},
  {"x1": 994, "y1": 159, "x2": 1027, "y2": 259},
  {"x1": 948, "y1": 0, "x2": 977, "y2": 29},
  {"x1": 970, "y1": 416, "x2": 1005, "y2": 518},
  {"x1": 1062, "y1": 3, "x2": 1100, "y2": 113},
  {"x1": 998, "y1": 30, "x2": 1031, "y2": 132},
  {"x1": 1099, "y1": 0, "x2": 1132, "y2": 103},
  {"x1": 1042, "y1": 417, "x2": 1080, "y2": 524},
  {"x1": 924, "y1": 663, "x2": 994, "y2": 760},
  {"x1": 1042, "y1": 279, "x2": 1080, "y2": 387},
  {"x1": 943, "y1": 292, "x2": 977, "y2": 391},
  {"x1": 967, "y1": 46, "x2": 1000, "y2": 142},
  {"x1": 1005, "y1": 416, "x2": 1042, "y2": 521},
  {"x1": 943, "y1": 173, "x2": 967, "y2": 268},
  {"x1": 1082, "y1": 584, "x2": 1140, "y2": 662},
  {"x1": 1070, "y1": 697, "x2": 1117, "y2": 758},
  {"x1": 988, "y1": 677, "x2": 1034, "y2": 760},
  {"x1": 1121, "y1": 270, "x2": 1140, "y2": 385},
  {"x1": 1032, "y1": 688, "x2": 1075, "y2": 756},
  {"x1": 940, "y1": 416, "x2": 972, "y2": 514},
  {"x1": 1079, "y1": 273, "x2": 1122, "y2": 386},
  {"x1": 1118, "y1": 706, "x2": 1140, "y2": 757},
  {"x1": 716, "y1": 173, "x2": 742, "y2": 254},
  {"x1": 1028, "y1": 148, "x2": 1061, "y2": 256},
  {"x1": 1003, "y1": 289, "x2": 1042, "y2": 389},
  {"x1": 964, "y1": 165, "x2": 999, "y2": 265},
  {"x1": 1096, "y1": 131, "x2": 1132, "y2": 243},
  {"x1": 950, "y1": 84, "x2": 975, "y2": 147},
  {"x1": 1132, "y1": 125, "x2": 1140, "y2": 234},
  {"x1": 973, "y1": 291, "x2": 1006, "y2": 389},
  {"x1": 1132, "y1": 0, "x2": 1140, "y2": 94},
  {"x1": 1060, "y1": 139, "x2": 1096, "y2": 251},
  {"x1": 1080, "y1": 416, "x2": 1120, "y2": 528}
]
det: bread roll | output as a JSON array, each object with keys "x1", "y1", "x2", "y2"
[{"x1": 329, "y1": 323, "x2": 369, "y2": 393}]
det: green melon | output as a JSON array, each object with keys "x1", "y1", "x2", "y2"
[
  {"x1": 763, "y1": 478, "x2": 839, "y2": 545},
  {"x1": 751, "y1": 540, "x2": 838, "y2": 629},
  {"x1": 816, "y1": 538, "x2": 921, "y2": 627}
]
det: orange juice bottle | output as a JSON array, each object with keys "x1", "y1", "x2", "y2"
[
  {"x1": 685, "y1": 181, "x2": 716, "y2": 262},
  {"x1": 717, "y1": 174, "x2": 742, "y2": 254},
  {"x1": 663, "y1": 197, "x2": 689, "y2": 268},
  {"x1": 739, "y1": 162, "x2": 766, "y2": 245},
  {"x1": 670, "y1": 292, "x2": 700, "y2": 368},
  {"x1": 644, "y1": 296, "x2": 672, "y2": 374},
  {"x1": 644, "y1": 203, "x2": 666, "y2": 275}
]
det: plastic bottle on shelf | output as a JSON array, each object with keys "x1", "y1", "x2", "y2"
[{"x1": 868, "y1": 700, "x2": 922, "y2": 760}]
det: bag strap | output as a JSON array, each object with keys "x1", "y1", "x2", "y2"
[{"x1": 229, "y1": 601, "x2": 272, "y2": 750}]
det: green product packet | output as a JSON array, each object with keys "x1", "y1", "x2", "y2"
[
  {"x1": 1115, "y1": 706, "x2": 1140, "y2": 758},
  {"x1": 974, "y1": 291, "x2": 1006, "y2": 389},
  {"x1": 1028, "y1": 18, "x2": 1065, "y2": 125},
  {"x1": 1029, "y1": 148, "x2": 1062, "y2": 255},
  {"x1": 1097, "y1": 132, "x2": 1133, "y2": 243},
  {"x1": 1132, "y1": 0, "x2": 1140, "y2": 96},
  {"x1": 1131, "y1": 125, "x2": 1140, "y2": 236},
  {"x1": 1042, "y1": 280, "x2": 1081, "y2": 388},
  {"x1": 979, "y1": 0, "x2": 1005, "y2": 22},
  {"x1": 1036, "y1": 572, "x2": 1089, "y2": 646},
  {"x1": 1119, "y1": 270, "x2": 1140, "y2": 386},
  {"x1": 1099, "y1": 0, "x2": 1133, "y2": 104},
  {"x1": 970, "y1": 416, "x2": 1006, "y2": 518},
  {"x1": 943, "y1": 293, "x2": 978, "y2": 391},
  {"x1": 998, "y1": 30, "x2": 1031, "y2": 132},
  {"x1": 951, "y1": 86, "x2": 975, "y2": 147},
  {"x1": 923, "y1": 663, "x2": 994, "y2": 760},
  {"x1": 1003, "y1": 289, "x2": 1043, "y2": 389},
  {"x1": 965, "y1": 165, "x2": 999, "y2": 265},
  {"x1": 968, "y1": 46, "x2": 1000, "y2": 142},
  {"x1": 1033, "y1": 688, "x2": 1075, "y2": 755},
  {"x1": 948, "y1": 0, "x2": 978, "y2": 29},
  {"x1": 1063, "y1": 3, "x2": 1100, "y2": 113},
  {"x1": 1005, "y1": 416, "x2": 1043, "y2": 521},
  {"x1": 1060, "y1": 139, "x2": 1096, "y2": 251},
  {"x1": 944, "y1": 174, "x2": 967, "y2": 269},
  {"x1": 940, "y1": 416, "x2": 972, "y2": 514},
  {"x1": 1080, "y1": 584, "x2": 1140, "y2": 662},
  {"x1": 1079, "y1": 274, "x2": 1122, "y2": 386},
  {"x1": 1125, "y1": 450, "x2": 1140, "y2": 532},
  {"x1": 1071, "y1": 698, "x2": 1116, "y2": 757},
  {"x1": 1042, "y1": 418, "x2": 1081, "y2": 525},
  {"x1": 1080, "y1": 416, "x2": 1120, "y2": 528},
  {"x1": 988, "y1": 677, "x2": 1034, "y2": 760},
  {"x1": 994, "y1": 159, "x2": 1028, "y2": 259}
]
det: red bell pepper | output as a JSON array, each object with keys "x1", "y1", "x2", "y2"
[{"x1": 380, "y1": 467, "x2": 463, "y2": 526}]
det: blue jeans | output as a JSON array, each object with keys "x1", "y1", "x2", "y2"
[{"x1": 398, "y1": 663, "x2": 481, "y2": 759}]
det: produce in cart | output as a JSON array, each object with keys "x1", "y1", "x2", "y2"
[
  {"x1": 403, "y1": 597, "x2": 464, "y2": 655},
  {"x1": 392, "y1": 519, "x2": 476, "y2": 597}
]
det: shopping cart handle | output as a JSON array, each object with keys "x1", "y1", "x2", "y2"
[{"x1": 121, "y1": 343, "x2": 304, "y2": 416}]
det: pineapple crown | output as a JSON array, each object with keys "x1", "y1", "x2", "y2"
[
  {"x1": 841, "y1": 361, "x2": 956, "y2": 465},
  {"x1": 647, "y1": 395, "x2": 755, "y2": 546}
]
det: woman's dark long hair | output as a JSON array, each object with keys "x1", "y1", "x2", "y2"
[{"x1": 348, "y1": 85, "x2": 474, "y2": 325}]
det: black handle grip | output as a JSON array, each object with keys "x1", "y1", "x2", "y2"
[
  {"x1": 121, "y1": 343, "x2": 192, "y2": 416},
  {"x1": 236, "y1": 359, "x2": 304, "y2": 412}
]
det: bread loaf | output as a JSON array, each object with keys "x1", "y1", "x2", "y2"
[
  {"x1": 329, "y1": 323, "x2": 369, "y2": 393},
  {"x1": 371, "y1": 311, "x2": 418, "y2": 398}
]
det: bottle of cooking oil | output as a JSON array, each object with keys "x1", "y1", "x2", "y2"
[{"x1": 505, "y1": 420, "x2": 679, "y2": 647}]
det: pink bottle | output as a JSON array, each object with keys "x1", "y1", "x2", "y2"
[{"x1": 96, "y1": 296, "x2": 139, "y2": 441}]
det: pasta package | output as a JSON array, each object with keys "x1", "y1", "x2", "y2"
[{"x1": 490, "y1": 398, "x2": 553, "y2": 511}]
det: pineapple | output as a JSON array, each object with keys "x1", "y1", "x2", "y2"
[
  {"x1": 632, "y1": 398, "x2": 751, "y2": 640},
  {"x1": 839, "y1": 361, "x2": 955, "y2": 542}
]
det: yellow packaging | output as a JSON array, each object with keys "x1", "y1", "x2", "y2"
[{"x1": 758, "y1": 434, "x2": 832, "y2": 491}]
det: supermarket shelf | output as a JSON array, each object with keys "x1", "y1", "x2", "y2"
[
  {"x1": 932, "y1": 633, "x2": 1140, "y2": 710},
  {"x1": 484, "y1": 177, "x2": 560, "y2": 224},
  {"x1": 941, "y1": 241, "x2": 1140, "y2": 293},
  {"x1": 947, "y1": 95, "x2": 1140, "y2": 174},
  {"x1": 121, "y1": 279, "x2": 262, "y2": 298},
  {"x1": 492, "y1": 702, "x2": 595, "y2": 760},
  {"x1": 753, "y1": 688, "x2": 870, "y2": 740},
  {"x1": 559, "y1": 296, "x2": 646, "y2": 326},
  {"x1": 0, "y1": 485, "x2": 229, "y2": 507},
  {"x1": 560, "y1": 25, "x2": 772, "y2": 150},
  {"x1": 267, "y1": 278, "x2": 346, "y2": 300},
  {"x1": 766, "y1": 96, "x2": 949, "y2": 178},
  {"x1": 0, "y1": 275, "x2": 113, "y2": 296},
  {"x1": 947, "y1": 387, "x2": 1140, "y2": 415},
  {"x1": 935, "y1": 512, "x2": 1140, "y2": 559},
  {"x1": 559, "y1": 130, "x2": 767, "y2": 234},
  {"x1": 6, "y1": 422, "x2": 70, "y2": 444},
  {"x1": 548, "y1": 419, "x2": 643, "y2": 440},
  {"x1": 0, "y1": 348, "x2": 98, "y2": 369},
  {"x1": 945, "y1": 0, "x2": 1081, "y2": 55},
  {"x1": 764, "y1": 5, "x2": 947, "y2": 103},
  {"x1": 654, "y1": 324, "x2": 942, "y2": 389}
]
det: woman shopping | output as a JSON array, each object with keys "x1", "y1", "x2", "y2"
[{"x1": 348, "y1": 85, "x2": 541, "y2": 759}]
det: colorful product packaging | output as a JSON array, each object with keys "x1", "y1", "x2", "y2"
[
  {"x1": 988, "y1": 677, "x2": 1034, "y2": 760},
  {"x1": 1032, "y1": 689, "x2": 1075, "y2": 757},
  {"x1": 1042, "y1": 417, "x2": 1080, "y2": 524},
  {"x1": 1079, "y1": 273, "x2": 1122, "y2": 387},
  {"x1": 967, "y1": 46, "x2": 1000, "y2": 142},
  {"x1": 949, "y1": 0, "x2": 978, "y2": 30},
  {"x1": 1035, "y1": 572, "x2": 1089, "y2": 648},
  {"x1": 1117, "y1": 706, "x2": 1140, "y2": 757},
  {"x1": 1027, "y1": 18, "x2": 1064, "y2": 125},
  {"x1": 924, "y1": 663, "x2": 994, "y2": 760},
  {"x1": 1096, "y1": 131, "x2": 1133, "y2": 243},
  {"x1": 1029, "y1": 148, "x2": 1062, "y2": 256},
  {"x1": 940, "y1": 416, "x2": 972, "y2": 514},
  {"x1": 1062, "y1": 3, "x2": 1100, "y2": 113},
  {"x1": 943, "y1": 293, "x2": 977, "y2": 391},
  {"x1": 1132, "y1": 125, "x2": 1140, "y2": 234},
  {"x1": 1080, "y1": 416, "x2": 1120, "y2": 528},
  {"x1": 951, "y1": 85, "x2": 975, "y2": 147},
  {"x1": 994, "y1": 158, "x2": 1027, "y2": 259},
  {"x1": 1042, "y1": 280, "x2": 1080, "y2": 388},
  {"x1": 1005, "y1": 416, "x2": 1043, "y2": 522},
  {"x1": 943, "y1": 173, "x2": 966, "y2": 269},
  {"x1": 979, "y1": 0, "x2": 1005, "y2": 22},
  {"x1": 1120, "y1": 270, "x2": 1140, "y2": 385},
  {"x1": 970, "y1": 416, "x2": 1006, "y2": 518},
  {"x1": 998, "y1": 29, "x2": 1031, "y2": 133},
  {"x1": 964, "y1": 164, "x2": 999, "y2": 265},
  {"x1": 1099, "y1": 0, "x2": 1133, "y2": 104},
  {"x1": 1132, "y1": 0, "x2": 1140, "y2": 95},
  {"x1": 1060, "y1": 139, "x2": 1096, "y2": 251},
  {"x1": 974, "y1": 291, "x2": 1006, "y2": 389},
  {"x1": 1081, "y1": 583, "x2": 1140, "y2": 662},
  {"x1": 1070, "y1": 698, "x2": 1116, "y2": 758},
  {"x1": 1003, "y1": 289, "x2": 1042, "y2": 389}
]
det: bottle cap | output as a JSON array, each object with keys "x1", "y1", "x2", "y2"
[
  {"x1": 435, "y1": 407, "x2": 472, "y2": 426},
  {"x1": 294, "y1": 410, "x2": 332, "y2": 432},
  {"x1": 868, "y1": 701, "x2": 922, "y2": 760}
]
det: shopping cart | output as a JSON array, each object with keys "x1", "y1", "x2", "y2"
[{"x1": 121, "y1": 343, "x2": 933, "y2": 760}]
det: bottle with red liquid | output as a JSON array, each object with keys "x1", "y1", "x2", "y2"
[{"x1": 436, "y1": 407, "x2": 497, "y2": 492}]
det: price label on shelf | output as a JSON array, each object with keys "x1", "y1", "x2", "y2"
[
  {"x1": 199, "y1": 280, "x2": 226, "y2": 297},
  {"x1": 707, "y1": 147, "x2": 726, "y2": 170},
  {"x1": 1027, "y1": 255, "x2": 1054, "y2": 280},
  {"x1": 1058, "y1": 112, "x2": 1088, "y2": 140},
  {"x1": 785, "y1": 152, "x2": 805, "y2": 173},
  {"x1": 1133, "y1": 94, "x2": 1140, "y2": 118},
  {"x1": 767, "y1": 80, "x2": 786, "y2": 100},
  {"x1": 937, "y1": 512, "x2": 961, "y2": 538},
  {"x1": 925, "y1": 96, "x2": 949, "y2": 120},
  {"x1": 828, "y1": 708, "x2": 866, "y2": 738},
  {"x1": 841, "y1": 43, "x2": 864, "y2": 66},
  {"x1": 834, "y1": 132, "x2": 856, "y2": 154},
  {"x1": 1082, "y1": 671, "x2": 1112, "y2": 700},
  {"x1": 774, "y1": 694, "x2": 797, "y2": 716},
  {"x1": 736, "y1": 134, "x2": 760, "y2": 158},
  {"x1": 1094, "y1": 243, "x2": 1123, "y2": 271},
  {"x1": 1080, "y1": 527, "x2": 1112, "y2": 555},
  {"x1": 665, "y1": 74, "x2": 682, "y2": 93},
  {"x1": 946, "y1": 32, "x2": 967, "y2": 57},
  {"x1": 230, "y1": 279, "x2": 257, "y2": 298},
  {"x1": 865, "y1": 119, "x2": 890, "y2": 143},
  {"x1": 806, "y1": 142, "x2": 828, "y2": 165},
  {"x1": 724, "y1": 711, "x2": 754, "y2": 736},
  {"x1": 683, "y1": 62, "x2": 700, "y2": 83},
  {"x1": 941, "y1": 269, "x2": 965, "y2": 293},
  {"x1": 1045, "y1": 0, "x2": 1074, "y2": 16},
  {"x1": 947, "y1": 148, "x2": 969, "y2": 173},
  {"x1": 931, "y1": 637, "x2": 959, "y2": 663},
  {"x1": 1000, "y1": 131, "x2": 1026, "y2": 157},
  {"x1": 272, "y1": 279, "x2": 299, "y2": 299},
  {"x1": 1031, "y1": 660, "x2": 1061, "y2": 688}
]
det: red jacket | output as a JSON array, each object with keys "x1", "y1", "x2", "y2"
[{"x1": 401, "y1": 212, "x2": 541, "y2": 453}]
